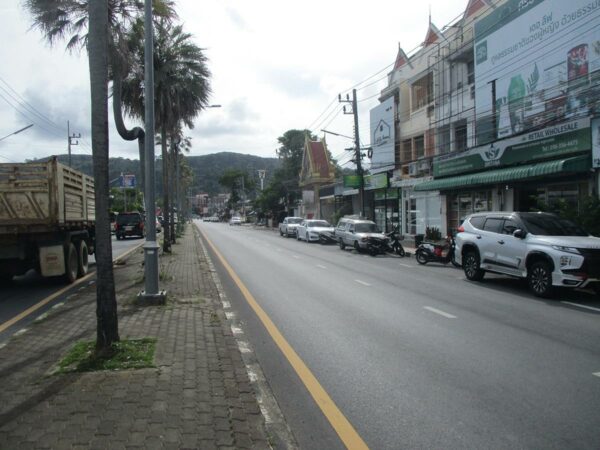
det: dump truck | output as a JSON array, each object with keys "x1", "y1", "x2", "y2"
[{"x1": 0, "y1": 157, "x2": 95, "y2": 283}]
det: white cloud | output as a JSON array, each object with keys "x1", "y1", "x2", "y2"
[{"x1": 1, "y1": 0, "x2": 469, "y2": 164}]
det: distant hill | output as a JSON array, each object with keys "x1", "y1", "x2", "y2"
[{"x1": 31, "y1": 152, "x2": 280, "y2": 196}]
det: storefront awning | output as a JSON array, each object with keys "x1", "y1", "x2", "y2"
[{"x1": 414, "y1": 154, "x2": 591, "y2": 192}]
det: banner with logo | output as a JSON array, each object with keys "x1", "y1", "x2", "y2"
[{"x1": 434, "y1": 118, "x2": 590, "y2": 177}]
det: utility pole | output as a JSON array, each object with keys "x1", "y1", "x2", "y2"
[
  {"x1": 258, "y1": 169, "x2": 266, "y2": 191},
  {"x1": 67, "y1": 121, "x2": 81, "y2": 168},
  {"x1": 339, "y1": 89, "x2": 364, "y2": 217},
  {"x1": 139, "y1": 0, "x2": 164, "y2": 303}
]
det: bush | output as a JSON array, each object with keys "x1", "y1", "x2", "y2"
[{"x1": 425, "y1": 226, "x2": 442, "y2": 241}]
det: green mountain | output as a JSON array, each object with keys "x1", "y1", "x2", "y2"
[{"x1": 32, "y1": 152, "x2": 280, "y2": 196}]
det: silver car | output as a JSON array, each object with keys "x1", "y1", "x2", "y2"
[
  {"x1": 296, "y1": 220, "x2": 334, "y2": 242},
  {"x1": 336, "y1": 218, "x2": 386, "y2": 251}
]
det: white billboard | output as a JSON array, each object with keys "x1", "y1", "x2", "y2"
[
  {"x1": 474, "y1": 0, "x2": 600, "y2": 143},
  {"x1": 369, "y1": 96, "x2": 395, "y2": 174}
]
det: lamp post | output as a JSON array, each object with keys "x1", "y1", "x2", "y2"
[
  {"x1": 139, "y1": 0, "x2": 165, "y2": 303},
  {"x1": 0, "y1": 124, "x2": 34, "y2": 142}
]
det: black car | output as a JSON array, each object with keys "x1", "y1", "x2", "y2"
[{"x1": 115, "y1": 212, "x2": 145, "y2": 239}]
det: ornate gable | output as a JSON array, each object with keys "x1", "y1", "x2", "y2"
[
  {"x1": 393, "y1": 43, "x2": 413, "y2": 70},
  {"x1": 423, "y1": 22, "x2": 445, "y2": 46},
  {"x1": 299, "y1": 135, "x2": 335, "y2": 187}
]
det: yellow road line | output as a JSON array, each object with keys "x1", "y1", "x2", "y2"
[
  {"x1": 200, "y1": 229, "x2": 369, "y2": 450},
  {"x1": 0, "y1": 242, "x2": 143, "y2": 334}
]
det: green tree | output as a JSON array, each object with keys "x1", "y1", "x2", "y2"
[
  {"x1": 121, "y1": 17, "x2": 211, "y2": 251},
  {"x1": 255, "y1": 129, "x2": 316, "y2": 219}
]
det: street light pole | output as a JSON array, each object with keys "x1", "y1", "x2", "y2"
[
  {"x1": 0, "y1": 124, "x2": 34, "y2": 142},
  {"x1": 139, "y1": 0, "x2": 164, "y2": 302}
]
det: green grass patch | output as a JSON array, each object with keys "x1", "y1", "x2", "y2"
[{"x1": 58, "y1": 338, "x2": 156, "y2": 373}]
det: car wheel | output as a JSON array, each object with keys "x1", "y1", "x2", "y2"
[
  {"x1": 353, "y1": 241, "x2": 360, "y2": 252},
  {"x1": 339, "y1": 239, "x2": 345, "y2": 250},
  {"x1": 463, "y1": 250, "x2": 485, "y2": 281},
  {"x1": 416, "y1": 249, "x2": 428, "y2": 265},
  {"x1": 296, "y1": 233, "x2": 300, "y2": 241},
  {"x1": 280, "y1": 229, "x2": 283, "y2": 236},
  {"x1": 528, "y1": 261, "x2": 554, "y2": 298}
]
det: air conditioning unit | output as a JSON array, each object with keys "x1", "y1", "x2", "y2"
[
  {"x1": 408, "y1": 162, "x2": 418, "y2": 176},
  {"x1": 418, "y1": 159, "x2": 431, "y2": 171}
]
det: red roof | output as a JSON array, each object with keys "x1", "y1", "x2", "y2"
[{"x1": 309, "y1": 141, "x2": 330, "y2": 178}]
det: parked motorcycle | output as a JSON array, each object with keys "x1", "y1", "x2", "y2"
[
  {"x1": 415, "y1": 236, "x2": 460, "y2": 267},
  {"x1": 366, "y1": 228, "x2": 406, "y2": 257}
]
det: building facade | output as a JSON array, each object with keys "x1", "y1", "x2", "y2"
[{"x1": 369, "y1": 0, "x2": 600, "y2": 238}]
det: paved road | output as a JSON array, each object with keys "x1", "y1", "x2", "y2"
[
  {"x1": 197, "y1": 221, "x2": 600, "y2": 450},
  {"x1": 0, "y1": 235, "x2": 143, "y2": 342}
]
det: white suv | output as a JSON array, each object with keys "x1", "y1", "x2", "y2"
[
  {"x1": 336, "y1": 217, "x2": 386, "y2": 251},
  {"x1": 455, "y1": 212, "x2": 600, "y2": 297}
]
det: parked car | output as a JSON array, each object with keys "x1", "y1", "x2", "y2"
[
  {"x1": 296, "y1": 219, "x2": 334, "y2": 242},
  {"x1": 455, "y1": 211, "x2": 600, "y2": 297},
  {"x1": 229, "y1": 216, "x2": 242, "y2": 226},
  {"x1": 279, "y1": 217, "x2": 303, "y2": 237},
  {"x1": 115, "y1": 212, "x2": 145, "y2": 240},
  {"x1": 336, "y1": 217, "x2": 387, "y2": 251}
]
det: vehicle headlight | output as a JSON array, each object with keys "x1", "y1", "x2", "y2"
[
  {"x1": 551, "y1": 245, "x2": 580, "y2": 255},
  {"x1": 560, "y1": 255, "x2": 572, "y2": 267}
]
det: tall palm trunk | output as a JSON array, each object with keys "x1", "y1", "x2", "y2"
[
  {"x1": 169, "y1": 142, "x2": 176, "y2": 243},
  {"x1": 89, "y1": 0, "x2": 119, "y2": 351},
  {"x1": 161, "y1": 126, "x2": 171, "y2": 252}
]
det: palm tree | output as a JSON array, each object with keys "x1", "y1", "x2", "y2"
[
  {"x1": 87, "y1": 0, "x2": 119, "y2": 351},
  {"x1": 121, "y1": 17, "x2": 211, "y2": 251},
  {"x1": 23, "y1": 0, "x2": 174, "y2": 351}
]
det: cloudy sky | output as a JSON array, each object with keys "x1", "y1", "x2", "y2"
[{"x1": 0, "y1": 0, "x2": 469, "y2": 169}]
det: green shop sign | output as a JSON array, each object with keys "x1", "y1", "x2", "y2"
[
  {"x1": 343, "y1": 175, "x2": 362, "y2": 188},
  {"x1": 433, "y1": 118, "x2": 591, "y2": 178},
  {"x1": 364, "y1": 173, "x2": 389, "y2": 190}
]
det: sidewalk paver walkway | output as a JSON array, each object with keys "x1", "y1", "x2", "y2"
[{"x1": 0, "y1": 225, "x2": 273, "y2": 449}]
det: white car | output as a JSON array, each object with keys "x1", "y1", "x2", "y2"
[
  {"x1": 229, "y1": 216, "x2": 242, "y2": 226},
  {"x1": 279, "y1": 217, "x2": 303, "y2": 237},
  {"x1": 296, "y1": 219, "x2": 334, "y2": 242}
]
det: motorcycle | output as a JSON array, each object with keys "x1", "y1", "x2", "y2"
[
  {"x1": 415, "y1": 236, "x2": 460, "y2": 267},
  {"x1": 366, "y1": 228, "x2": 406, "y2": 257}
]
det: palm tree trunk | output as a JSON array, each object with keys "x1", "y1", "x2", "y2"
[
  {"x1": 161, "y1": 127, "x2": 171, "y2": 252},
  {"x1": 169, "y1": 142, "x2": 176, "y2": 243},
  {"x1": 111, "y1": 61, "x2": 146, "y2": 194},
  {"x1": 89, "y1": 0, "x2": 119, "y2": 352}
]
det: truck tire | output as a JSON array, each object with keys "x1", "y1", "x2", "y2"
[
  {"x1": 64, "y1": 242, "x2": 78, "y2": 283},
  {"x1": 77, "y1": 240, "x2": 89, "y2": 277}
]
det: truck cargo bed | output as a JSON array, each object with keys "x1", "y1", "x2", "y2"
[{"x1": 0, "y1": 158, "x2": 95, "y2": 233}]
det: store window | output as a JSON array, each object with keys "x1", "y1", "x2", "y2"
[
  {"x1": 439, "y1": 126, "x2": 451, "y2": 154},
  {"x1": 401, "y1": 139, "x2": 412, "y2": 162},
  {"x1": 448, "y1": 190, "x2": 492, "y2": 234}
]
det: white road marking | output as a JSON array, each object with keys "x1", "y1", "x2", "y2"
[
  {"x1": 292, "y1": 255, "x2": 300, "y2": 259},
  {"x1": 593, "y1": 372, "x2": 600, "y2": 378},
  {"x1": 424, "y1": 306, "x2": 457, "y2": 319},
  {"x1": 316, "y1": 264, "x2": 327, "y2": 269},
  {"x1": 222, "y1": 300, "x2": 231, "y2": 309},
  {"x1": 225, "y1": 312, "x2": 235, "y2": 320},
  {"x1": 354, "y1": 279, "x2": 371, "y2": 286},
  {"x1": 399, "y1": 263, "x2": 412, "y2": 268},
  {"x1": 561, "y1": 301, "x2": 600, "y2": 313}
]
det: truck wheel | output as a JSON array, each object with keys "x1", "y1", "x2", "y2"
[
  {"x1": 77, "y1": 240, "x2": 89, "y2": 277},
  {"x1": 339, "y1": 239, "x2": 345, "y2": 250},
  {"x1": 64, "y1": 242, "x2": 78, "y2": 283}
]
